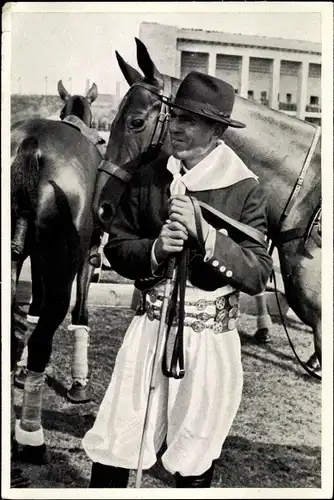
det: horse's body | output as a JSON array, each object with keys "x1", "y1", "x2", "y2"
[
  {"x1": 11, "y1": 81, "x2": 103, "y2": 462},
  {"x1": 223, "y1": 100, "x2": 321, "y2": 360},
  {"x1": 95, "y1": 38, "x2": 321, "y2": 368}
]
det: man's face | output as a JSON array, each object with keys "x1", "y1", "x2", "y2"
[{"x1": 169, "y1": 108, "x2": 217, "y2": 168}]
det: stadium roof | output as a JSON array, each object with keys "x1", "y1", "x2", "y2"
[{"x1": 178, "y1": 28, "x2": 321, "y2": 55}]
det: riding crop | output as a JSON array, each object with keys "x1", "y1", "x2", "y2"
[{"x1": 135, "y1": 256, "x2": 176, "y2": 488}]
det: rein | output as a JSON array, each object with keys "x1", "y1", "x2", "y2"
[
  {"x1": 268, "y1": 125, "x2": 321, "y2": 254},
  {"x1": 267, "y1": 125, "x2": 322, "y2": 381},
  {"x1": 272, "y1": 269, "x2": 321, "y2": 381}
]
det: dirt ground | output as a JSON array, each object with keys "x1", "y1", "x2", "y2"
[{"x1": 10, "y1": 303, "x2": 321, "y2": 490}]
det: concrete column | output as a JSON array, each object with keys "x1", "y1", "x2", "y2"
[
  {"x1": 296, "y1": 60, "x2": 309, "y2": 120},
  {"x1": 240, "y1": 55, "x2": 250, "y2": 97},
  {"x1": 269, "y1": 58, "x2": 281, "y2": 109},
  {"x1": 175, "y1": 49, "x2": 182, "y2": 79},
  {"x1": 208, "y1": 51, "x2": 216, "y2": 76}
]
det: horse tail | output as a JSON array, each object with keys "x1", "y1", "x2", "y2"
[{"x1": 11, "y1": 136, "x2": 41, "y2": 218}]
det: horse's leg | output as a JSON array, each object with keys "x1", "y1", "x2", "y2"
[
  {"x1": 12, "y1": 225, "x2": 31, "y2": 388},
  {"x1": 67, "y1": 228, "x2": 103, "y2": 403},
  {"x1": 15, "y1": 229, "x2": 78, "y2": 464},
  {"x1": 253, "y1": 290, "x2": 273, "y2": 343},
  {"x1": 67, "y1": 255, "x2": 94, "y2": 403},
  {"x1": 277, "y1": 238, "x2": 321, "y2": 370},
  {"x1": 14, "y1": 252, "x2": 46, "y2": 388},
  {"x1": 10, "y1": 307, "x2": 32, "y2": 487},
  {"x1": 13, "y1": 232, "x2": 45, "y2": 388}
]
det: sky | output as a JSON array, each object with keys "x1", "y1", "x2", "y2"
[{"x1": 7, "y1": 3, "x2": 324, "y2": 96}]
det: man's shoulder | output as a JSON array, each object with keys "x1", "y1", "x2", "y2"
[{"x1": 229, "y1": 177, "x2": 267, "y2": 197}]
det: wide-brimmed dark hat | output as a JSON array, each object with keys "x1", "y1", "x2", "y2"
[{"x1": 164, "y1": 71, "x2": 245, "y2": 128}]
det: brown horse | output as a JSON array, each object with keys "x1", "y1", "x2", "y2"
[
  {"x1": 94, "y1": 38, "x2": 321, "y2": 373},
  {"x1": 11, "y1": 80, "x2": 103, "y2": 463}
]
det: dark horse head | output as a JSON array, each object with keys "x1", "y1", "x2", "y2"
[
  {"x1": 92, "y1": 38, "x2": 180, "y2": 228},
  {"x1": 57, "y1": 80, "x2": 98, "y2": 127}
]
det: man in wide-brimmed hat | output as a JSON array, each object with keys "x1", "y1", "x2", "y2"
[{"x1": 83, "y1": 72, "x2": 273, "y2": 488}]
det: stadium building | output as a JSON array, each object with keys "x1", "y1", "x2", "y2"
[{"x1": 139, "y1": 22, "x2": 321, "y2": 125}]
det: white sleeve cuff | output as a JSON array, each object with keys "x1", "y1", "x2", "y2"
[
  {"x1": 204, "y1": 225, "x2": 217, "y2": 262},
  {"x1": 151, "y1": 239, "x2": 163, "y2": 276}
]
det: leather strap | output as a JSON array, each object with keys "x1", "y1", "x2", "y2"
[
  {"x1": 162, "y1": 250, "x2": 188, "y2": 379},
  {"x1": 189, "y1": 196, "x2": 206, "y2": 253},
  {"x1": 98, "y1": 160, "x2": 132, "y2": 183},
  {"x1": 190, "y1": 197, "x2": 268, "y2": 248}
]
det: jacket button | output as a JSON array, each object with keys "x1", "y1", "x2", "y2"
[
  {"x1": 226, "y1": 270, "x2": 233, "y2": 278},
  {"x1": 219, "y1": 228, "x2": 228, "y2": 236},
  {"x1": 219, "y1": 265, "x2": 226, "y2": 273},
  {"x1": 212, "y1": 260, "x2": 219, "y2": 267}
]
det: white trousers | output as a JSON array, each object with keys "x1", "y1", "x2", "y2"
[{"x1": 83, "y1": 295, "x2": 243, "y2": 477}]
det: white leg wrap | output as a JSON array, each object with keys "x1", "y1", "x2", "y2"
[
  {"x1": 15, "y1": 419, "x2": 44, "y2": 446},
  {"x1": 21, "y1": 370, "x2": 45, "y2": 432},
  {"x1": 26, "y1": 314, "x2": 40, "y2": 324},
  {"x1": 68, "y1": 325, "x2": 90, "y2": 385},
  {"x1": 257, "y1": 314, "x2": 273, "y2": 329},
  {"x1": 254, "y1": 292, "x2": 272, "y2": 329}
]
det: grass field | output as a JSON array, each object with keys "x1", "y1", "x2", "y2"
[{"x1": 12, "y1": 303, "x2": 321, "y2": 490}]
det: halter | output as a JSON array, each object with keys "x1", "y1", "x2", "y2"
[{"x1": 97, "y1": 76, "x2": 173, "y2": 182}]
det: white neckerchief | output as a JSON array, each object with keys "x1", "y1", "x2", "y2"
[{"x1": 167, "y1": 139, "x2": 258, "y2": 195}]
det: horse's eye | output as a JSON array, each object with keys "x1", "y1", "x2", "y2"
[{"x1": 129, "y1": 118, "x2": 145, "y2": 129}]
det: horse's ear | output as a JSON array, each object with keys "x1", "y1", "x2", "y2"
[
  {"x1": 115, "y1": 51, "x2": 143, "y2": 86},
  {"x1": 58, "y1": 80, "x2": 70, "y2": 101},
  {"x1": 135, "y1": 37, "x2": 164, "y2": 89},
  {"x1": 86, "y1": 82, "x2": 98, "y2": 104}
]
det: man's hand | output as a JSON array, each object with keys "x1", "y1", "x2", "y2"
[
  {"x1": 168, "y1": 195, "x2": 209, "y2": 242},
  {"x1": 154, "y1": 220, "x2": 188, "y2": 263}
]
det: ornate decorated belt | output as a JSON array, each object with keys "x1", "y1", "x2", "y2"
[{"x1": 143, "y1": 289, "x2": 240, "y2": 334}]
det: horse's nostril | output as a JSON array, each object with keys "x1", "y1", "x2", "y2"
[{"x1": 99, "y1": 202, "x2": 113, "y2": 221}]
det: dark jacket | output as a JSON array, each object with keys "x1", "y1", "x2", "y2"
[{"x1": 104, "y1": 153, "x2": 273, "y2": 296}]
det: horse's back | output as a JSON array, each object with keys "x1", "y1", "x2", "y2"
[{"x1": 11, "y1": 117, "x2": 102, "y2": 235}]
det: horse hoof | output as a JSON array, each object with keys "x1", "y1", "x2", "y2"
[
  {"x1": 14, "y1": 367, "x2": 28, "y2": 389},
  {"x1": 11, "y1": 468, "x2": 32, "y2": 488},
  {"x1": 253, "y1": 328, "x2": 272, "y2": 344},
  {"x1": 306, "y1": 353, "x2": 321, "y2": 372},
  {"x1": 66, "y1": 381, "x2": 92, "y2": 404},
  {"x1": 18, "y1": 443, "x2": 49, "y2": 465}
]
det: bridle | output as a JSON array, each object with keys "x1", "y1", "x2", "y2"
[{"x1": 96, "y1": 76, "x2": 173, "y2": 183}]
